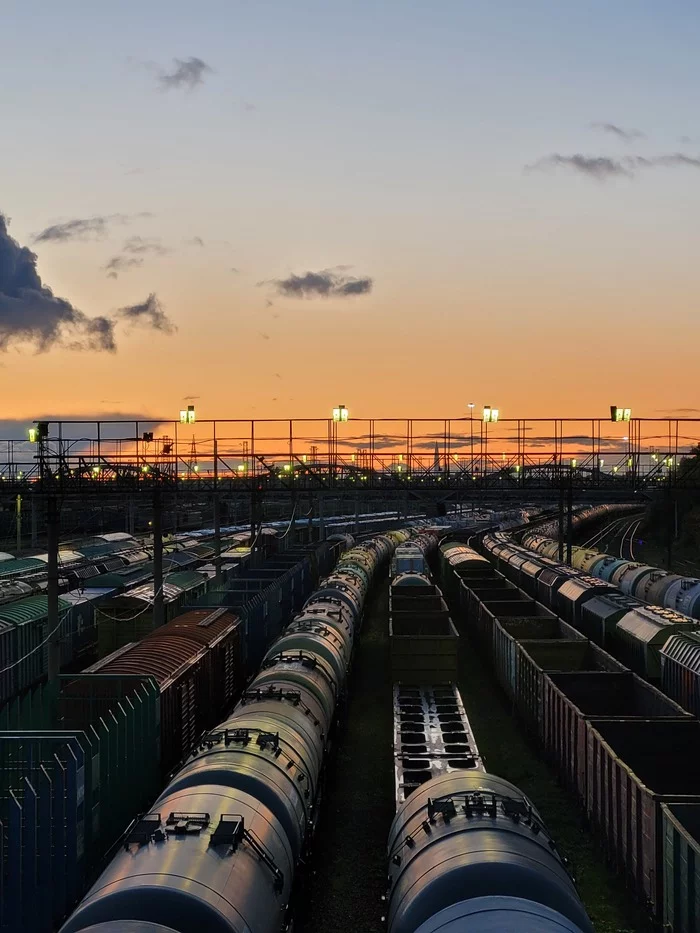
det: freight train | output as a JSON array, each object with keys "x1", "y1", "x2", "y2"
[
  {"x1": 386, "y1": 546, "x2": 594, "y2": 933},
  {"x1": 483, "y1": 529, "x2": 700, "y2": 698},
  {"x1": 59, "y1": 529, "x2": 410, "y2": 933},
  {"x1": 523, "y1": 527, "x2": 700, "y2": 618},
  {"x1": 440, "y1": 535, "x2": 700, "y2": 930}
]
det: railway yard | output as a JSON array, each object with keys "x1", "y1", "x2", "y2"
[{"x1": 2, "y1": 504, "x2": 700, "y2": 932}]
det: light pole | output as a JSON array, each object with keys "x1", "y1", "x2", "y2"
[
  {"x1": 468, "y1": 402, "x2": 475, "y2": 512},
  {"x1": 482, "y1": 406, "x2": 499, "y2": 489},
  {"x1": 468, "y1": 403, "x2": 475, "y2": 473},
  {"x1": 331, "y1": 405, "x2": 349, "y2": 482}
]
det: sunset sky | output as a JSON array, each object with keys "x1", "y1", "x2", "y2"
[{"x1": 2, "y1": 0, "x2": 700, "y2": 431}]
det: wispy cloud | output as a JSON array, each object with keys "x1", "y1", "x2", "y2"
[
  {"x1": 159, "y1": 57, "x2": 212, "y2": 91},
  {"x1": 104, "y1": 255, "x2": 144, "y2": 279},
  {"x1": 527, "y1": 151, "x2": 700, "y2": 180},
  {"x1": 526, "y1": 154, "x2": 631, "y2": 180},
  {"x1": 33, "y1": 212, "x2": 152, "y2": 243},
  {"x1": 264, "y1": 268, "x2": 373, "y2": 299},
  {"x1": 0, "y1": 213, "x2": 116, "y2": 352},
  {"x1": 590, "y1": 122, "x2": 645, "y2": 142},
  {"x1": 122, "y1": 236, "x2": 169, "y2": 256},
  {"x1": 116, "y1": 293, "x2": 175, "y2": 334},
  {"x1": 187, "y1": 236, "x2": 205, "y2": 247},
  {"x1": 103, "y1": 236, "x2": 169, "y2": 278}
]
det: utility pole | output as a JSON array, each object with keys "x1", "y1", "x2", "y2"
[
  {"x1": 558, "y1": 476, "x2": 565, "y2": 563},
  {"x1": 15, "y1": 494, "x2": 21, "y2": 556},
  {"x1": 30, "y1": 496, "x2": 37, "y2": 548},
  {"x1": 47, "y1": 495, "x2": 60, "y2": 684},
  {"x1": 213, "y1": 436, "x2": 221, "y2": 581},
  {"x1": 152, "y1": 486, "x2": 164, "y2": 629},
  {"x1": 566, "y1": 468, "x2": 574, "y2": 566}
]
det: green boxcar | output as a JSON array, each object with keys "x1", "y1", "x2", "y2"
[{"x1": 662, "y1": 802, "x2": 700, "y2": 933}]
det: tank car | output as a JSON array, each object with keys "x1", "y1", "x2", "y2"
[
  {"x1": 60, "y1": 532, "x2": 400, "y2": 933},
  {"x1": 386, "y1": 771, "x2": 594, "y2": 933}
]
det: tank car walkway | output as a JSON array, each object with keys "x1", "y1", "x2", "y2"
[{"x1": 297, "y1": 574, "x2": 394, "y2": 933}]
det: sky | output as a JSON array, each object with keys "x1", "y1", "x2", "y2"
[{"x1": 1, "y1": 0, "x2": 700, "y2": 433}]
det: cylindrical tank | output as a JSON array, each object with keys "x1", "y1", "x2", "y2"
[
  {"x1": 254, "y1": 654, "x2": 338, "y2": 726},
  {"x1": 79, "y1": 925, "x2": 180, "y2": 933},
  {"x1": 641, "y1": 571, "x2": 679, "y2": 605},
  {"x1": 60, "y1": 785, "x2": 294, "y2": 933},
  {"x1": 617, "y1": 564, "x2": 655, "y2": 595},
  {"x1": 386, "y1": 771, "x2": 594, "y2": 933},
  {"x1": 673, "y1": 580, "x2": 700, "y2": 619},
  {"x1": 598, "y1": 558, "x2": 632, "y2": 584},
  {"x1": 264, "y1": 624, "x2": 350, "y2": 685},
  {"x1": 412, "y1": 898, "x2": 591, "y2": 933}
]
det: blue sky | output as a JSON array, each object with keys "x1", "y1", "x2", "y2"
[{"x1": 1, "y1": 0, "x2": 699, "y2": 421}]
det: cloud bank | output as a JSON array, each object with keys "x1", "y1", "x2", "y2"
[{"x1": 0, "y1": 213, "x2": 116, "y2": 351}]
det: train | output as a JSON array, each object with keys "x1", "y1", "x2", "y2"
[
  {"x1": 522, "y1": 518, "x2": 700, "y2": 619},
  {"x1": 58, "y1": 528, "x2": 411, "y2": 933},
  {"x1": 440, "y1": 533, "x2": 700, "y2": 928},
  {"x1": 386, "y1": 544, "x2": 594, "y2": 933}
]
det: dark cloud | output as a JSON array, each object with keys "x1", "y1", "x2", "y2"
[
  {"x1": 628, "y1": 153, "x2": 700, "y2": 170},
  {"x1": 265, "y1": 268, "x2": 373, "y2": 299},
  {"x1": 656, "y1": 408, "x2": 700, "y2": 415},
  {"x1": 590, "y1": 122, "x2": 645, "y2": 141},
  {"x1": 525, "y1": 434, "x2": 624, "y2": 449},
  {"x1": 33, "y1": 213, "x2": 151, "y2": 244},
  {"x1": 104, "y1": 237, "x2": 168, "y2": 278},
  {"x1": 122, "y1": 236, "x2": 169, "y2": 256},
  {"x1": 680, "y1": 136, "x2": 695, "y2": 145},
  {"x1": 274, "y1": 373, "x2": 282, "y2": 379},
  {"x1": 188, "y1": 236, "x2": 205, "y2": 247},
  {"x1": 183, "y1": 395, "x2": 199, "y2": 401},
  {"x1": 104, "y1": 255, "x2": 144, "y2": 279},
  {"x1": 526, "y1": 154, "x2": 631, "y2": 180},
  {"x1": 116, "y1": 293, "x2": 175, "y2": 334},
  {"x1": 527, "y1": 152, "x2": 700, "y2": 180},
  {"x1": 259, "y1": 332, "x2": 270, "y2": 340},
  {"x1": 231, "y1": 267, "x2": 240, "y2": 273},
  {"x1": 0, "y1": 412, "x2": 156, "y2": 440},
  {"x1": 159, "y1": 57, "x2": 212, "y2": 91},
  {"x1": 0, "y1": 213, "x2": 116, "y2": 352}
]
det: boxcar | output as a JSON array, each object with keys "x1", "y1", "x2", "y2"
[
  {"x1": 661, "y1": 802, "x2": 700, "y2": 933},
  {"x1": 586, "y1": 719, "x2": 700, "y2": 917},
  {"x1": 543, "y1": 671, "x2": 690, "y2": 800},
  {"x1": 516, "y1": 639, "x2": 625, "y2": 741},
  {"x1": 613, "y1": 607, "x2": 697, "y2": 681},
  {"x1": 660, "y1": 631, "x2": 700, "y2": 717},
  {"x1": 491, "y1": 610, "x2": 581, "y2": 700}
]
